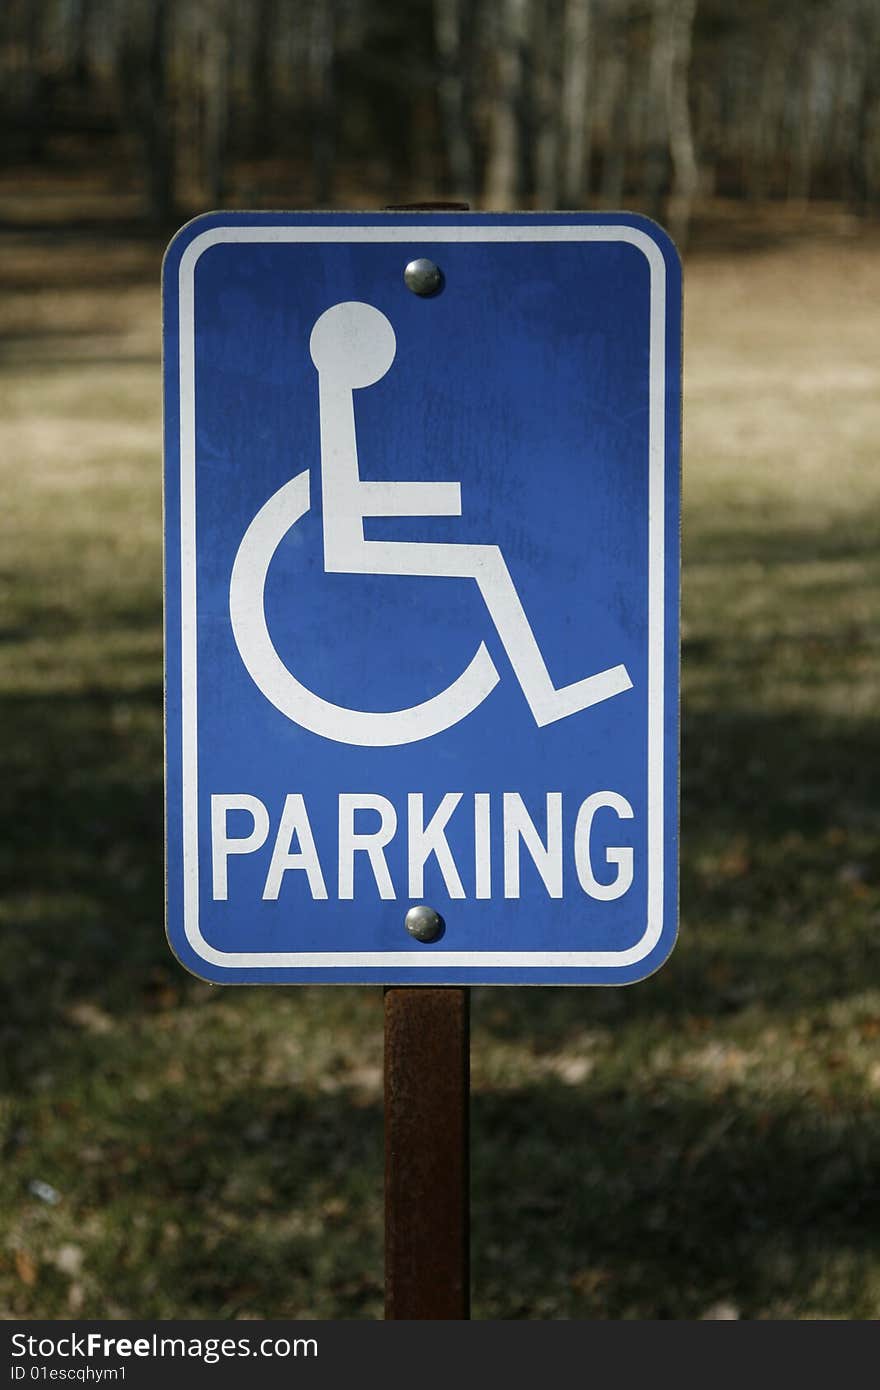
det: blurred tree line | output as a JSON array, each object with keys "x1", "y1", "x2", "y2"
[{"x1": 1, "y1": 0, "x2": 878, "y2": 238}]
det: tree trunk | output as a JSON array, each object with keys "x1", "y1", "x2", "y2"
[
  {"x1": 485, "y1": 0, "x2": 530, "y2": 209},
  {"x1": 23, "y1": 0, "x2": 47, "y2": 162},
  {"x1": 532, "y1": 0, "x2": 562, "y2": 208},
  {"x1": 665, "y1": 0, "x2": 699, "y2": 246},
  {"x1": 145, "y1": 0, "x2": 175, "y2": 224},
  {"x1": 644, "y1": 0, "x2": 671, "y2": 220},
  {"x1": 561, "y1": 0, "x2": 591, "y2": 207},
  {"x1": 787, "y1": 41, "x2": 818, "y2": 206},
  {"x1": 310, "y1": 0, "x2": 335, "y2": 206},
  {"x1": 119, "y1": 0, "x2": 176, "y2": 226},
  {"x1": 645, "y1": 0, "x2": 698, "y2": 246},
  {"x1": 249, "y1": 0, "x2": 279, "y2": 159},
  {"x1": 845, "y1": 2, "x2": 880, "y2": 213},
  {"x1": 598, "y1": 11, "x2": 629, "y2": 207},
  {"x1": 434, "y1": 0, "x2": 476, "y2": 202},
  {"x1": 69, "y1": 0, "x2": 92, "y2": 89},
  {"x1": 203, "y1": 2, "x2": 231, "y2": 207}
]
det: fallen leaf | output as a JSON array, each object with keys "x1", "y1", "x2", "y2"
[{"x1": 15, "y1": 1250, "x2": 37, "y2": 1287}]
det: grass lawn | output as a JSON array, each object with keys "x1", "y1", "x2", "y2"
[{"x1": 1, "y1": 181, "x2": 879, "y2": 1319}]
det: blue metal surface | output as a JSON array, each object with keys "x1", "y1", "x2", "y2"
[{"x1": 163, "y1": 211, "x2": 681, "y2": 984}]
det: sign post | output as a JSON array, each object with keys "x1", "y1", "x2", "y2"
[
  {"x1": 163, "y1": 208, "x2": 681, "y2": 1316},
  {"x1": 384, "y1": 986, "x2": 469, "y2": 1319}
]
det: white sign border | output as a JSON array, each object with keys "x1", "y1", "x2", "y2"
[{"x1": 176, "y1": 221, "x2": 668, "y2": 971}]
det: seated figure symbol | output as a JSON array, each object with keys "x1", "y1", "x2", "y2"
[{"x1": 229, "y1": 301, "x2": 632, "y2": 747}]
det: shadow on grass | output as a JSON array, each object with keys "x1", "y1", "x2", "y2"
[
  {"x1": 471, "y1": 1076, "x2": 880, "y2": 1318},
  {"x1": 1, "y1": 503, "x2": 878, "y2": 1313},
  {"x1": 7, "y1": 1060, "x2": 880, "y2": 1317},
  {"x1": 0, "y1": 346, "x2": 161, "y2": 370},
  {"x1": 6, "y1": 1078, "x2": 385, "y2": 1319},
  {"x1": 0, "y1": 216, "x2": 168, "y2": 247},
  {"x1": 684, "y1": 522, "x2": 880, "y2": 568},
  {"x1": 0, "y1": 681, "x2": 167, "y2": 1063},
  {"x1": 684, "y1": 202, "x2": 880, "y2": 260}
]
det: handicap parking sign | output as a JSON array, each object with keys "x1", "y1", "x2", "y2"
[{"x1": 163, "y1": 211, "x2": 681, "y2": 984}]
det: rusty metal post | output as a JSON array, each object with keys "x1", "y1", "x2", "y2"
[{"x1": 384, "y1": 987, "x2": 470, "y2": 1319}]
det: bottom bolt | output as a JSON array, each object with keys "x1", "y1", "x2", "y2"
[{"x1": 404, "y1": 905, "x2": 444, "y2": 942}]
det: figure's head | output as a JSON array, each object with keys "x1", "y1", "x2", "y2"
[{"x1": 309, "y1": 301, "x2": 396, "y2": 388}]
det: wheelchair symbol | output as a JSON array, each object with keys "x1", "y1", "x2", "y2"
[{"x1": 229, "y1": 301, "x2": 632, "y2": 747}]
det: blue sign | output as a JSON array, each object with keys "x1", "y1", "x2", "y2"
[{"x1": 163, "y1": 211, "x2": 680, "y2": 985}]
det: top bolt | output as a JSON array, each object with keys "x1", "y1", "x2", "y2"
[{"x1": 404, "y1": 258, "x2": 442, "y2": 296}]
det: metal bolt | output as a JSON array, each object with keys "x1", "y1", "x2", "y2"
[
  {"x1": 404, "y1": 904, "x2": 444, "y2": 942},
  {"x1": 403, "y1": 258, "x2": 442, "y2": 296}
]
